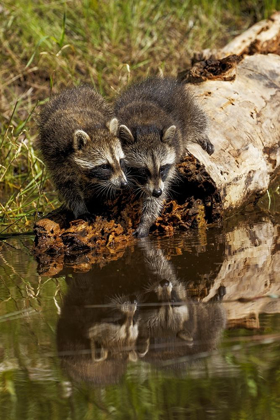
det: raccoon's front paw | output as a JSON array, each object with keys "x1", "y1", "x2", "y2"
[
  {"x1": 133, "y1": 226, "x2": 150, "y2": 238},
  {"x1": 200, "y1": 136, "x2": 215, "y2": 155}
]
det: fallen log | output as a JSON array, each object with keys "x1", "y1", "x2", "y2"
[{"x1": 34, "y1": 12, "x2": 280, "y2": 265}]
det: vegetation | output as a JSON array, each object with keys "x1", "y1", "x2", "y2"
[{"x1": 0, "y1": 0, "x2": 279, "y2": 232}]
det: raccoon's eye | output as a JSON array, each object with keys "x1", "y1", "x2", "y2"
[
  {"x1": 128, "y1": 167, "x2": 150, "y2": 185},
  {"x1": 87, "y1": 164, "x2": 112, "y2": 180},
  {"x1": 100, "y1": 163, "x2": 111, "y2": 170},
  {"x1": 135, "y1": 167, "x2": 150, "y2": 178},
  {"x1": 160, "y1": 164, "x2": 172, "y2": 181}
]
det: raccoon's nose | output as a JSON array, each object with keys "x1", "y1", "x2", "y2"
[
  {"x1": 120, "y1": 178, "x2": 128, "y2": 188},
  {"x1": 129, "y1": 294, "x2": 138, "y2": 305},
  {"x1": 160, "y1": 279, "x2": 170, "y2": 288},
  {"x1": 152, "y1": 188, "x2": 162, "y2": 197}
]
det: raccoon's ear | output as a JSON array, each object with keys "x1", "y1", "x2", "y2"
[
  {"x1": 137, "y1": 337, "x2": 150, "y2": 358},
  {"x1": 162, "y1": 125, "x2": 176, "y2": 144},
  {"x1": 107, "y1": 117, "x2": 119, "y2": 136},
  {"x1": 119, "y1": 125, "x2": 135, "y2": 144},
  {"x1": 73, "y1": 129, "x2": 90, "y2": 151},
  {"x1": 177, "y1": 330, "x2": 194, "y2": 346},
  {"x1": 90, "y1": 340, "x2": 108, "y2": 362},
  {"x1": 128, "y1": 350, "x2": 138, "y2": 362}
]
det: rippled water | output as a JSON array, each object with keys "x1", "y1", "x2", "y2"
[{"x1": 1, "y1": 208, "x2": 280, "y2": 419}]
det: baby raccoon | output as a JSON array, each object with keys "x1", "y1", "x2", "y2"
[
  {"x1": 113, "y1": 77, "x2": 214, "y2": 237},
  {"x1": 38, "y1": 85, "x2": 127, "y2": 220}
]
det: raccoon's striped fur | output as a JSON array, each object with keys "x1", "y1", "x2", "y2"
[
  {"x1": 37, "y1": 85, "x2": 127, "y2": 219},
  {"x1": 113, "y1": 77, "x2": 214, "y2": 237}
]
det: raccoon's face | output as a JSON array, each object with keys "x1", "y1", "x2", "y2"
[
  {"x1": 141, "y1": 279, "x2": 192, "y2": 341},
  {"x1": 144, "y1": 279, "x2": 187, "y2": 304},
  {"x1": 87, "y1": 295, "x2": 141, "y2": 363},
  {"x1": 72, "y1": 119, "x2": 127, "y2": 195},
  {"x1": 117, "y1": 124, "x2": 177, "y2": 198}
]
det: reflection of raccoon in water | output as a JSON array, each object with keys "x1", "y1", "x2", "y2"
[
  {"x1": 57, "y1": 291, "x2": 147, "y2": 386},
  {"x1": 88, "y1": 294, "x2": 148, "y2": 364},
  {"x1": 38, "y1": 85, "x2": 127, "y2": 219},
  {"x1": 114, "y1": 77, "x2": 214, "y2": 237},
  {"x1": 137, "y1": 238, "x2": 226, "y2": 365},
  {"x1": 138, "y1": 278, "x2": 226, "y2": 365}
]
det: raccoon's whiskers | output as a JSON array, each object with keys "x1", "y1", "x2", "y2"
[
  {"x1": 131, "y1": 181, "x2": 146, "y2": 198},
  {"x1": 105, "y1": 184, "x2": 116, "y2": 200},
  {"x1": 90, "y1": 182, "x2": 109, "y2": 199},
  {"x1": 143, "y1": 280, "x2": 154, "y2": 292},
  {"x1": 166, "y1": 185, "x2": 177, "y2": 199}
]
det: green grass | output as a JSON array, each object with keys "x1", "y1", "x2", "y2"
[{"x1": 0, "y1": 0, "x2": 279, "y2": 232}]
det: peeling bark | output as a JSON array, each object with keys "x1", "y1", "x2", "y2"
[{"x1": 186, "y1": 52, "x2": 280, "y2": 211}]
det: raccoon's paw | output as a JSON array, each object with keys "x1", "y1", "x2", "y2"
[
  {"x1": 199, "y1": 136, "x2": 215, "y2": 155},
  {"x1": 133, "y1": 226, "x2": 150, "y2": 238}
]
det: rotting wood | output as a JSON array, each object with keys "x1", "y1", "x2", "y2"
[
  {"x1": 180, "y1": 11, "x2": 280, "y2": 212},
  {"x1": 189, "y1": 11, "x2": 280, "y2": 62},
  {"x1": 34, "y1": 12, "x2": 280, "y2": 266}
]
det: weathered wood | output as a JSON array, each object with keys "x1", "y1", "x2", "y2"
[
  {"x1": 192, "y1": 11, "x2": 280, "y2": 60},
  {"x1": 187, "y1": 52, "x2": 280, "y2": 211},
  {"x1": 220, "y1": 11, "x2": 280, "y2": 57},
  {"x1": 181, "y1": 12, "x2": 280, "y2": 212}
]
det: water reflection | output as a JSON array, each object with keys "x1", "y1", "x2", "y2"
[
  {"x1": 204, "y1": 215, "x2": 280, "y2": 329},
  {"x1": 1, "y1": 213, "x2": 280, "y2": 417},
  {"x1": 54, "y1": 214, "x2": 280, "y2": 386},
  {"x1": 56, "y1": 238, "x2": 226, "y2": 385}
]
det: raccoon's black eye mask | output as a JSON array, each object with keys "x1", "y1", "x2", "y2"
[
  {"x1": 160, "y1": 164, "x2": 172, "y2": 181},
  {"x1": 128, "y1": 167, "x2": 151, "y2": 184},
  {"x1": 86, "y1": 164, "x2": 113, "y2": 180}
]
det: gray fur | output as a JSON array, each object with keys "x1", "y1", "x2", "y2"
[
  {"x1": 114, "y1": 77, "x2": 214, "y2": 237},
  {"x1": 37, "y1": 85, "x2": 127, "y2": 219}
]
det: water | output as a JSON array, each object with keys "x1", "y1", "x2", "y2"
[{"x1": 1, "y1": 209, "x2": 280, "y2": 419}]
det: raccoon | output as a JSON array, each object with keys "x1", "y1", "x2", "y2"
[
  {"x1": 113, "y1": 76, "x2": 214, "y2": 237},
  {"x1": 37, "y1": 85, "x2": 127, "y2": 220},
  {"x1": 138, "y1": 238, "x2": 192, "y2": 342},
  {"x1": 137, "y1": 241, "x2": 226, "y2": 365},
  {"x1": 57, "y1": 290, "x2": 142, "y2": 386},
  {"x1": 88, "y1": 294, "x2": 148, "y2": 364}
]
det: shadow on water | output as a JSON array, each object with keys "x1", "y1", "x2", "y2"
[{"x1": 1, "y1": 209, "x2": 280, "y2": 418}]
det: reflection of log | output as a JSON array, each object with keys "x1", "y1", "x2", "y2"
[
  {"x1": 34, "y1": 13, "x2": 280, "y2": 260},
  {"x1": 203, "y1": 216, "x2": 280, "y2": 328}
]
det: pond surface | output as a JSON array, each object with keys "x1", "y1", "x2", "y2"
[{"x1": 1, "y1": 208, "x2": 280, "y2": 420}]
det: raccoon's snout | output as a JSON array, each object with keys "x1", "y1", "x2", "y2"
[
  {"x1": 113, "y1": 174, "x2": 128, "y2": 189},
  {"x1": 120, "y1": 178, "x2": 128, "y2": 188},
  {"x1": 152, "y1": 188, "x2": 162, "y2": 198},
  {"x1": 160, "y1": 279, "x2": 170, "y2": 288}
]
